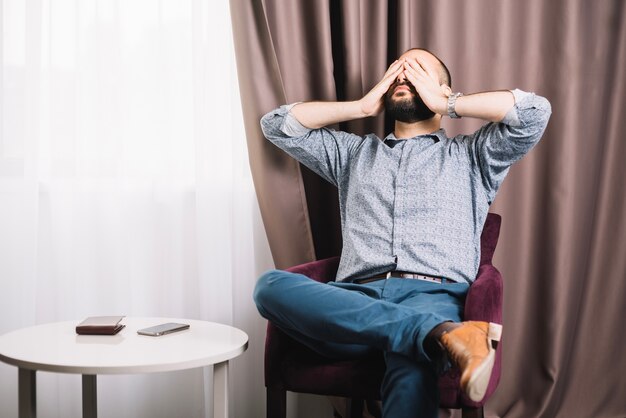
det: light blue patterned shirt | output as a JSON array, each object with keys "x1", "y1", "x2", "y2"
[{"x1": 261, "y1": 90, "x2": 551, "y2": 283}]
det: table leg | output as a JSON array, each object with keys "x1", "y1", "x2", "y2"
[
  {"x1": 213, "y1": 361, "x2": 229, "y2": 418},
  {"x1": 82, "y1": 374, "x2": 97, "y2": 418},
  {"x1": 18, "y1": 368, "x2": 36, "y2": 418}
]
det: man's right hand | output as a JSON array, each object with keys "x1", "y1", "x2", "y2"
[
  {"x1": 358, "y1": 59, "x2": 405, "y2": 117},
  {"x1": 289, "y1": 59, "x2": 403, "y2": 130}
]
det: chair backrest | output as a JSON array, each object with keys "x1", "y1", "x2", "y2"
[{"x1": 480, "y1": 213, "x2": 502, "y2": 266}]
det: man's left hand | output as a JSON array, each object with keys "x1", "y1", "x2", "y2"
[{"x1": 402, "y1": 58, "x2": 450, "y2": 115}]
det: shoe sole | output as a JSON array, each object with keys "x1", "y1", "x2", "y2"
[{"x1": 465, "y1": 322, "x2": 502, "y2": 402}]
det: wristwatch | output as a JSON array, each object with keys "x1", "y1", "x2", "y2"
[{"x1": 447, "y1": 92, "x2": 463, "y2": 119}]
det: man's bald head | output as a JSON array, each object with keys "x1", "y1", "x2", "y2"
[{"x1": 398, "y1": 48, "x2": 451, "y2": 88}]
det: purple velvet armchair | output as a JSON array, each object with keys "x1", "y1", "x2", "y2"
[{"x1": 264, "y1": 213, "x2": 504, "y2": 418}]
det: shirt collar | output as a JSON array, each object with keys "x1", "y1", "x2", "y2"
[{"x1": 383, "y1": 128, "x2": 447, "y2": 144}]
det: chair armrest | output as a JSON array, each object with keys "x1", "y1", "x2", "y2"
[
  {"x1": 464, "y1": 264, "x2": 503, "y2": 324},
  {"x1": 458, "y1": 263, "x2": 504, "y2": 407},
  {"x1": 285, "y1": 256, "x2": 341, "y2": 283}
]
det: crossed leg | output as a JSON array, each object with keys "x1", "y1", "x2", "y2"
[{"x1": 254, "y1": 270, "x2": 468, "y2": 360}]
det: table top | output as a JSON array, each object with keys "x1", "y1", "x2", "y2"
[{"x1": 0, "y1": 317, "x2": 248, "y2": 374}]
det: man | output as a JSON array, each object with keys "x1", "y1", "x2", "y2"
[{"x1": 254, "y1": 48, "x2": 551, "y2": 417}]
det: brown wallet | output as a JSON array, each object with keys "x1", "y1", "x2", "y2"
[{"x1": 76, "y1": 316, "x2": 126, "y2": 335}]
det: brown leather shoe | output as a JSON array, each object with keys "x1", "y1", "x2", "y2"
[{"x1": 439, "y1": 321, "x2": 502, "y2": 402}]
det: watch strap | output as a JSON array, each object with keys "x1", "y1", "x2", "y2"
[{"x1": 447, "y1": 92, "x2": 463, "y2": 119}]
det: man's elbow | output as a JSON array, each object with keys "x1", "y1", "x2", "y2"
[
  {"x1": 259, "y1": 109, "x2": 283, "y2": 142},
  {"x1": 535, "y1": 96, "x2": 552, "y2": 134},
  {"x1": 535, "y1": 95, "x2": 552, "y2": 119},
  {"x1": 524, "y1": 94, "x2": 552, "y2": 134}
]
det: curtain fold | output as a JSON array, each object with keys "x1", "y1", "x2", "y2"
[
  {"x1": 230, "y1": 0, "x2": 626, "y2": 417},
  {"x1": 229, "y1": 0, "x2": 318, "y2": 269}
]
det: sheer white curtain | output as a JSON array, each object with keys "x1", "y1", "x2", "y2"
[{"x1": 0, "y1": 0, "x2": 275, "y2": 417}]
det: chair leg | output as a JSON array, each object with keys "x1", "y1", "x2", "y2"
[
  {"x1": 347, "y1": 398, "x2": 364, "y2": 418},
  {"x1": 266, "y1": 386, "x2": 287, "y2": 418},
  {"x1": 462, "y1": 406, "x2": 485, "y2": 418}
]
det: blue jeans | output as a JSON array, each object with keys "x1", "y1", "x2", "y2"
[{"x1": 254, "y1": 269, "x2": 469, "y2": 418}]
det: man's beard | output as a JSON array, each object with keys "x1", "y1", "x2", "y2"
[{"x1": 384, "y1": 82, "x2": 435, "y2": 123}]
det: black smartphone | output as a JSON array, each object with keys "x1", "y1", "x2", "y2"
[{"x1": 137, "y1": 322, "x2": 190, "y2": 336}]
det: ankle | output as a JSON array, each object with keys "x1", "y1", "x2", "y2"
[
  {"x1": 423, "y1": 321, "x2": 460, "y2": 359},
  {"x1": 429, "y1": 321, "x2": 461, "y2": 341}
]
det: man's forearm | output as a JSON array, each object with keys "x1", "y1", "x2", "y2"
[
  {"x1": 288, "y1": 60, "x2": 405, "y2": 129},
  {"x1": 290, "y1": 100, "x2": 367, "y2": 129},
  {"x1": 452, "y1": 90, "x2": 516, "y2": 123}
]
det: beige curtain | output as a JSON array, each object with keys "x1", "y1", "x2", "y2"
[{"x1": 229, "y1": 0, "x2": 626, "y2": 416}]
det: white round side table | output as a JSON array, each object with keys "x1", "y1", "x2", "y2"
[{"x1": 0, "y1": 317, "x2": 248, "y2": 418}]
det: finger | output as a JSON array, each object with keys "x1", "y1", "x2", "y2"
[
  {"x1": 368, "y1": 65, "x2": 403, "y2": 97},
  {"x1": 404, "y1": 68, "x2": 429, "y2": 93},
  {"x1": 408, "y1": 58, "x2": 439, "y2": 83},
  {"x1": 383, "y1": 60, "x2": 403, "y2": 77},
  {"x1": 403, "y1": 69, "x2": 420, "y2": 88},
  {"x1": 377, "y1": 69, "x2": 403, "y2": 94},
  {"x1": 381, "y1": 65, "x2": 404, "y2": 85},
  {"x1": 421, "y1": 63, "x2": 440, "y2": 84},
  {"x1": 403, "y1": 62, "x2": 425, "y2": 84},
  {"x1": 405, "y1": 58, "x2": 428, "y2": 77}
]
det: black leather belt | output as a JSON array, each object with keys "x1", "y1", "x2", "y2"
[{"x1": 354, "y1": 271, "x2": 448, "y2": 285}]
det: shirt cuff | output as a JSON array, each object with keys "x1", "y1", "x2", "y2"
[
  {"x1": 501, "y1": 89, "x2": 532, "y2": 127},
  {"x1": 281, "y1": 102, "x2": 312, "y2": 137}
]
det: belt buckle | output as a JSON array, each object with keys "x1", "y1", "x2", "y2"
[{"x1": 385, "y1": 271, "x2": 392, "y2": 279}]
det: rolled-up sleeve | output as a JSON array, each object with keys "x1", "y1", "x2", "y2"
[
  {"x1": 467, "y1": 89, "x2": 552, "y2": 202},
  {"x1": 260, "y1": 104, "x2": 364, "y2": 187}
]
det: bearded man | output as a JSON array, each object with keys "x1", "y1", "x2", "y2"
[{"x1": 253, "y1": 48, "x2": 551, "y2": 418}]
